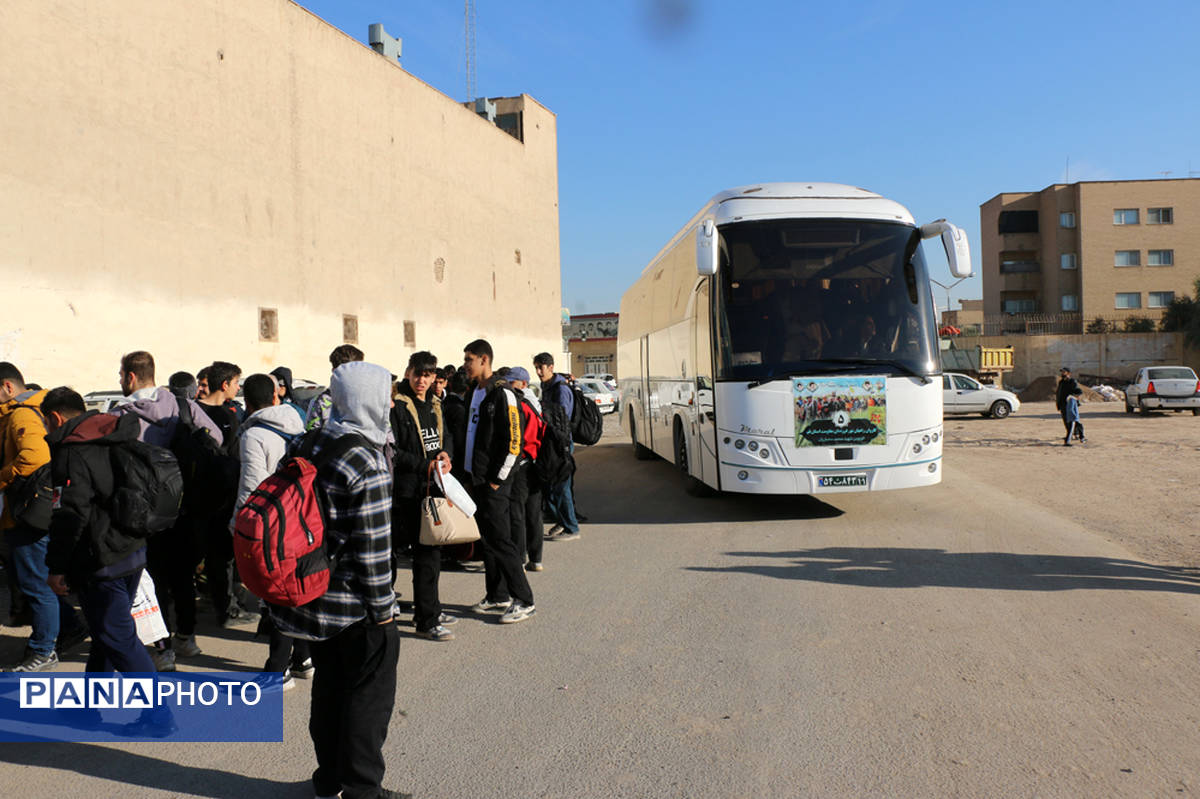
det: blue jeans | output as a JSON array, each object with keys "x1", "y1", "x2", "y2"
[{"x1": 4, "y1": 526, "x2": 82, "y2": 656}]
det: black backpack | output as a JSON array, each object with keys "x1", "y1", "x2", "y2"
[
  {"x1": 567, "y1": 382, "x2": 603, "y2": 446},
  {"x1": 169, "y1": 397, "x2": 239, "y2": 518},
  {"x1": 533, "y1": 402, "x2": 574, "y2": 486},
  {"x1": 109, "y1": 440, "x2": 184, "y2": 536}
]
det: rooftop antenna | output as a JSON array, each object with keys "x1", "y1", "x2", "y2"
[{"x1": 465, "y1": 0, "x2": 477, "y2": 101}]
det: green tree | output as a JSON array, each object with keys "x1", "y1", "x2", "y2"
[
  {"x1": 1159, "y1": 277, "x2": 1200, "y2": 347},
  {"x1": 1123, "y1": 316, "x2": 1155, "y2": 333},
  {"x1": 1086, "y1": 317, "x2": 1111, "y2": 334}
]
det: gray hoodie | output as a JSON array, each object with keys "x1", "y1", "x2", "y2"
[
  {"x1": 232, "y1": 403, "x2": 307, "y2": 519},
  {"x1": 109, "y1": 386, "x2": 223, "y2": 449},
  {"x1": 324, "y1": 362, "x2": 392, "y2": 448}
]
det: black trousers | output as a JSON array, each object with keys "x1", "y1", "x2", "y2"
[
  {"x1": 474, "y1": 479, "x2": 533, "y2": 606},
  {"x1": 512, "y1": 463, "x2": 543, "y2": 565},
  {"x1": 263, "y1": 614, "x2": 312, "y2": 673},
  {"x1": 147, "y1": 518, "x2": 201, "y2": 638},
  {"x1": 308, "y1": 620, "x2": 400, "y2": 799},
  {"x1": 395, "y1": 497, "x2": 443, "y2": 632},
  {"x1": 78, "y1": 570, "x2": 156, "y2": 673}
]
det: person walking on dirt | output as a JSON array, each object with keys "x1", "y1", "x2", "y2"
[{"x1": 1055, "y1": 367, "x2": 1080, "y2": 438}]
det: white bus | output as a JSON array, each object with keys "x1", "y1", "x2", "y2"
[{"x1": 617, "y1": 182, "x2": 972, "y2": 496}]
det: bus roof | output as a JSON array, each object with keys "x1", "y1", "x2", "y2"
[{"x1": 640, "y1": 182, "x2": 917, "y2": 277}]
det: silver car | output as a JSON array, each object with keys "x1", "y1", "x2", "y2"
[
  {"x1": 942, "y1": 373, "x2": 1020, "y2": 419},
  {"x1": 1124, "y1": 366, "x2": 1200, "y2": 415},
  {"x1": 577, "y1": 379, "x2": 617, "y2": 414}
]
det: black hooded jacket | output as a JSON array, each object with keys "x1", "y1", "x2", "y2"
[
  {"x1": 45, "y1": 411, "x2": 147, "y2": 585},
  {"x1": 390, "y1": 382, "x2": 452, "y2": 500}
]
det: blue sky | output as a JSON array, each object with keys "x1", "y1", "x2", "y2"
[{"x1": 295, "y1": 0, "x2": 1200, "y2": 315}]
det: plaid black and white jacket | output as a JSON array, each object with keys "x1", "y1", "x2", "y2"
[{"x1": 267, "y1": 429, "x2": 395, "y2": 641}]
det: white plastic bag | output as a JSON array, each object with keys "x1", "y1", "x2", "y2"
[
  {"x1": 131, "y1": 570, "x2": 169, "y2": 645},
  {"x1": 434, "y1": 464, "x2": 477, "y2": 518}
]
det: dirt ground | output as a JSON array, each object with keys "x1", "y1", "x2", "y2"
[{"x1": 944, "y1": 399, "x2": 1200, "y2": 568}]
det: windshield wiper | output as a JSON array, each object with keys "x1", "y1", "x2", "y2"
[{"x1": 815, "y1": 358, "x2": 933, "y2": 385}]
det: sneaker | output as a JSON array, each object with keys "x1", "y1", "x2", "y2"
[
  {"x1": 6, "y1": 649, "x2": 59, "y2": 672},
  {"x1": 120, "y1": 709, "x2": 178, "y2": 738},
  {"x1": 152, "y1": 647, "x2": 176, "y2": 672},
  {"x1": 471, "y1": 597, "x2": 513, "y2": 613},
  {"x1": 290, "y1": 658, "x2": 315, "y2": 679},
  {"x1": 281, "y1": 669, "x2": 295, "y2": 691},
  {"x1": 546, "y1": 524, "x2": 564, "y2": 538},
  {"x1": 552, "y1": 530, "x2": 581, "y2": 542},
  {"x1": 220, "y1": 609, "x2": 261, "y2": 628},
  {"x1": 498, "y1": 602, "x2": 536, "y2": 624},
  {"x1": 252, "y1": 671, "x2": 292, "y2": 691},
  {"x1": 438, "y1": 613, "x2": 458, "y2": 626},
  {"x1": 526, "y1": 561, "x2": 544, "y2": 572},
  {"x1": 1063, "y1": 441, "x2": 1072, "y2": 447},
  {"x1": 56, "y1": 626, "x2": 90, "y2": 655},
  {"x1": 172, "y1": 634, "x2": 202, "y2": 658},
  {"x1": 415, "y1": 625, "x2": 455, "y2": 642}
]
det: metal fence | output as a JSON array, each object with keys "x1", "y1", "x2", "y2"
[{"x1": 952, "y1": 313, "x2": 1164, "y2": 337}]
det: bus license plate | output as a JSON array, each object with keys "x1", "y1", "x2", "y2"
[{"x1": 818, "y1": 474, "x2": 867, "y2": 488}]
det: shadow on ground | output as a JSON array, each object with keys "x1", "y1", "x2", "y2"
[
  {"x1": 0, "y1": 742, "x2": 307, "y2": 798},
  {"x1": 576, "y1": 442, "x2": 845, "y2": 525},
  {"x1": 687, "y1": 547, "x2": 1200, "y2": 594}
]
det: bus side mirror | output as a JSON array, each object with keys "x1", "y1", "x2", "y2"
[
  {"x1": 920, "y1": 219, "x2": 973, "y2": 279},
  {"x1": 696, "y1": 219, "x2": 719, "y2": 276}
]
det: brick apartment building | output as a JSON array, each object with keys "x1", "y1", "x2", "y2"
[{"x1": 980, "y1": 178, "x2": 1200, "y2": 328}]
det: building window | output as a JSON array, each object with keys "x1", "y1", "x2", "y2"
[
  {"x1": 1114, "y1": 250, "x2": 1141, "y2": 267},
  {"x1": 1113, "y1": 208, "x2": 1139, "y2": 225},
  {"x1": 258, "y1": 308, "x2": 279, "y2": 342},
  {"x1": 342, "y1": 314, "x2": 359, "y2": 345},
  {"x1": 1059, "y1": 212, "x2": 1076, "y2": 228},
  {"x1": 403, "y1": 320, "x2": 416, "y2": 347},
  {"x1": 1147, "y1": 207, "x2": 1173, "y2": 224},
  {"x1": 999, "y1": 259, "x2": 1040, "y2": 273},
  {"x1": 1060, "y1": 253, "x2": 1077, "y2": 270},
  {"x1": 1148, "y1": 291, "x2": 1175, "y2": 308},
  {"x1": 1061, "y1": 294, "x2": 1079, "y2": 311},
  {"x1": 997, "y1": 210, "x2": 1039, "y2": 234},
  {"x1": 1115, "y1": 292, "x2": 1142, "y2": 309},
  {"x1": 1148, "y1": 249, "x2": 1174, "y2": 266},
  {"x1": 1002, "y1": 299, "x2": 1037, "y2": 313}
]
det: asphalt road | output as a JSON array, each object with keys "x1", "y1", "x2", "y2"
[{"x1": 3, "y1": 412, "x2": 1200, "y2": 798}]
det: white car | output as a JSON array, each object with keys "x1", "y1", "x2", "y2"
[
  {"x1": 577, "y1": 379, "x2": 617, "y2": 414},
  {"x1": 1124, "y1": 366, "x2": 1200, "y2": 415},
  {"x1": 942, "y1": 373, "x2": 1020, "y2": 418},
  {"x1": 83, "y1": 390, "x2": 130, "y2": 413},
  {"x1": 582, "y1": 372, "x2": 620, "y2": 403}
]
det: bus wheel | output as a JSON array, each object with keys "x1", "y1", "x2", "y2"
[
  {"x1": 674, "y1": 419, "x2": 714, "y2": 497},
  {"x1": 630, "y1": 413, "x2": 655, "y2": 460}
]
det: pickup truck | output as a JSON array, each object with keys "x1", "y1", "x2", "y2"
[{"x1": 1124, "y1": 366, "x2": 1200, "y2": 415}]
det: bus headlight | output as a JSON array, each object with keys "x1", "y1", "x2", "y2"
[
  {"x1": 748, "y1": 441, "x2": 758, "y2": 451},
  {"x1": 922, "y1": 434, "x2": 930, "y2": 445},
  {"x1": 912, "y1": 443, "x2": 923, "y2": 455},
  {"x1": 737, "y1": 470, "x2": 749, "y2": 481},
  {"x1": 928, "y1": 462, "x2": 938, "y2": 473},
  {"x1": 734, "y1": 439, "x2": 745, "y2": 449},
  {"x1": 932, "y1": 432, "x2": 940, "y2": 443},
  {"x1": 759, "y1": 447, "x2": 770, "y2": 459}
]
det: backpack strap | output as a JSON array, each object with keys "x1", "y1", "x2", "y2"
[
  {"x1": 175, "y1": 394, "x2": 193, "y2": 428},
  {"x1": 247, "y1": 420, "x2": 298, "y2": 445}
]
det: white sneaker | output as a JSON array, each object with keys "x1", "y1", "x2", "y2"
[
  {"x1": 172, "y1": 634, "x2": 202, "y2": 658},
  {"x1": 471, "y1": 597, "x2": 512, "y2": 613},
  {"x1": 498, "y1": 602, "x2": 536, "y2": 624}
]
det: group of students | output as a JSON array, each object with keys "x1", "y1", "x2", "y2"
[{"x1": 0, "y1": 339, "x2": 589, "y2": 799}]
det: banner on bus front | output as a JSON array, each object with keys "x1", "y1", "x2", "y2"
[{"x1": 793, "y1": 376, "x2": 887, "y2": 447}]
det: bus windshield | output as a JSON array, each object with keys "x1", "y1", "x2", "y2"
[{"x1": 713, "y1": 219, "x2": 940, "y2": 381}]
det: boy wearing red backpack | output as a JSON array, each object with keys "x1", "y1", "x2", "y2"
[{"x1": 263, "y1": 362, "x2": 405, "y2": 799}]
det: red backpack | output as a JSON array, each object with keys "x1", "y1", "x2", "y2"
[
  {"x1": 233, "y1": 433, "x2": 365, "y2": 607},
  {"x1": 519, "y1": 397, "x2": 545, "y2": 461}
]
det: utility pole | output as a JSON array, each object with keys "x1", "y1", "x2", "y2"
[{"x1": 465, "y1": 0, "x2": 477, "y2": 101}]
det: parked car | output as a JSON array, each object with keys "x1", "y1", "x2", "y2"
[
  {"x1": 1124, "y1": 366, "x2": 1200, "y2": 415},
  {"x1": 942, "y1": 373, "x2": 1020, "y2": 418},
  {"x1": 577, "y1": 379, "x2": 617, "y2": 414},
  {"x1": 83, "y1": 390, "x2": 129, "y2": 413},
  {"x1": 582, "y1": 372, "x2": 620, "y2": 403}
]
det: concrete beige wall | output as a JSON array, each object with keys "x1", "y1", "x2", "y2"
[
  {"x1": 0, "y1": 0, "x2": 562, "y2": 391},
  {"x1": 954, "y1": 332, "x2": 1186, "y2": 387},
  {"x1": 567, "y1": 339, "x2": 618, "y2": 379}
]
